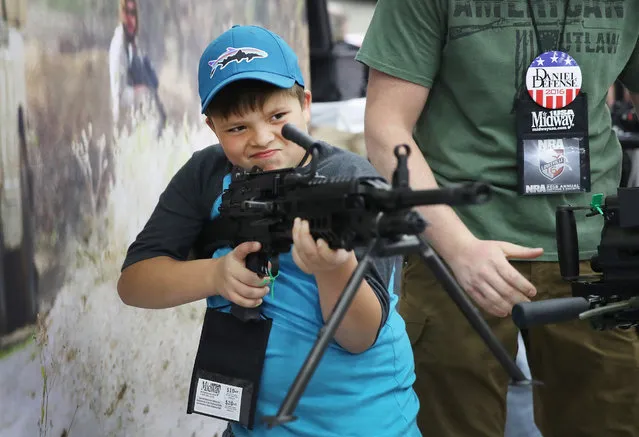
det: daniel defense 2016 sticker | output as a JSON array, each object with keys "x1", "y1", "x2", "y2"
[{"x1": 526, "y1": 51, "x2": 582, "y2": 110}]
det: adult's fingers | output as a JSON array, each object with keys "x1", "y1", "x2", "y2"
[
  {"x1": 473, "y1": 280, "x2": 512, "y2": 316},
  {"x1": 496, "y1": 259, "x2": 537, "y2": 298},
  {"x1": 498, "y1": 241, "x2": 544, "y2": 260},
  {"x1": 482, "y1": 265, "x2": 532, "y2": 307},
  {"x1": 465, "y1": 285, "x2": 509, "y2": 317}
]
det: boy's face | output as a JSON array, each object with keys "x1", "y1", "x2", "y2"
[{"x1": 207, "y1": 89, "x2": 312, "y2": 172}]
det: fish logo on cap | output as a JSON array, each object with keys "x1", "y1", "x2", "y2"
[{"x1": 208, "y1": 47, "x2": 269, "y2": 78}]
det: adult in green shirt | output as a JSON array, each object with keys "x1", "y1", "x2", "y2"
[{"x1": 356, "y1": 1, "x2": 639, "y2": 436}]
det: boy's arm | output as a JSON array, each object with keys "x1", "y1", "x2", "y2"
[
  {"x1": 314, "y1": 253, "x2": 387, "y2": 354},
  {"x1": 118, "y1": 242, "x2": 268, "y2": 309},
  {"x1": 118, "y1": 148, "x2": 238, "y2": 308},
  {"x1": 118, "y1": 149, "x2": 271, "y2": 310},
  {"x1": 118, "y1": 256, "x2": 221, "y2": 308},
  {"x1": 291, "y1": 183, "x2": 394, "y2": 353},
  {"x1": 118, "y1": 149, "x2": 223, "y2": 309}
]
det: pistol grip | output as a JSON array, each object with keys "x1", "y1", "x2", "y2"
[
  {"x1": 246, "y1": 251, "x2": 269, "y2": 277},
  {"x1": 230, "y1": 251, "x2": 269, "y2": 322}
]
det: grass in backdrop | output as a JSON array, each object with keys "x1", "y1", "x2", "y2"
[{"x1": 31, "y1": 109, "x2": 226, "y2": 437}]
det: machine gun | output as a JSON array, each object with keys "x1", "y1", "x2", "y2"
[
  {"x1": 513, "y1": 188, "x2": 639, "y2": 331},
  {"x1": 195, "y1": 124, "x2": 532, "y2": 428}
]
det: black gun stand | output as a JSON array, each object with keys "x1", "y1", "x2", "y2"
[{"x1": 263, "y1": 155, "x2": 530, "y2": 428}]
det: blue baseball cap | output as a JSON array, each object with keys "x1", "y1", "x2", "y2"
[{"x1": 198, "y1": 25, "x2": 305, "y2": 114}]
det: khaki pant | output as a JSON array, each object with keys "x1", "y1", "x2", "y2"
[{"x1": 400, "y1": 255, "x2": 639, "y2": 437}]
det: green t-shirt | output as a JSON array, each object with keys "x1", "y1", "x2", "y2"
[{"x1": 356, "y1": 0, "x2": 639, "y2": 261}]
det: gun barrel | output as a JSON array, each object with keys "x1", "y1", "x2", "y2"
[
  {"x1": 398, "y1": 182, "x2": 491, "y2": 209},
  {"x1": 579, "y1": 296, "x2": 639, "y2": 320}
]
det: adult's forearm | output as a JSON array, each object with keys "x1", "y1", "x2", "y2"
[
  {"x1": 314, "y1": 254, "x2": 382, "y2": 354},
  {"x1": 117, "y1": 256, "x2": 219, "y2": 309},
  {"x1": 365, "y1": 126, "x2": 476, "y2": 260}
]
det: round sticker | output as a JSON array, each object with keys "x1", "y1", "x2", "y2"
[{"x1": 526, "y1": 51, "x2": 582, "y2": 110}]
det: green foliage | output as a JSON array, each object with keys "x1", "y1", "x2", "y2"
[{"x1": 0, "y1": 335, "x2": 34, "y2": 360}]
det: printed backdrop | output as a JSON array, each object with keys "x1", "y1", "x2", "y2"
[{"x1": 0, "y1": 1, "x2": 309, "y2": 436}]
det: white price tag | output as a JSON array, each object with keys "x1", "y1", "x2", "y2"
[{"x1": 193, "y1": 378, "x2": 243, "y2": 422}]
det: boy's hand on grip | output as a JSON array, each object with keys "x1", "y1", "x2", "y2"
[{"x1": 214, "y1": 241, "x2": 271, "y2": 308}]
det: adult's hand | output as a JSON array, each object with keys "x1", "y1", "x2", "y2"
[{"x1": 444, "y1": 237, "x2": 543, "y2": 317}]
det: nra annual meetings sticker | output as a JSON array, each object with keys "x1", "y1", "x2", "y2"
[{"x1": 526, "y1": 51, "x2": 582, "y2": 110}]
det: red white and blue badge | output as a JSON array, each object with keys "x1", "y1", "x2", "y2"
[{"x1": 525, "y1": 51, "x2": 582, "y2": 110}]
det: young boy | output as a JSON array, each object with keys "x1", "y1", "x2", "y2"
[{"x1": 117, "y1": 25, "x2": 421, "y2": 437}]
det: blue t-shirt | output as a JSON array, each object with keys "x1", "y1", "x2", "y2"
[{"x1": 122, "y1": 142, "x2": 421, "y2": 437}]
